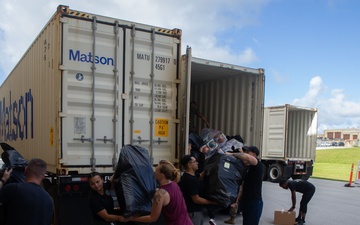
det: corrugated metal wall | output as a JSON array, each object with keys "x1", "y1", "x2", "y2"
[
  {"x1": 0, "y1": 12, "x2": 62, "y2": 172},
  {"x1": 191, "y1": 70, "x2": 264, "y2": 148},
  {"x1": 287, "y1": 108, "x2": 317, "y2": 159}
]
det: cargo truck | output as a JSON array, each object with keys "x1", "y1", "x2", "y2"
[
  {"x1": 0, "y1": 5, "x2": 265, "y2": 225},
  {"x1": 261, "y1": 104, "x2": 318, "y2": 182}
]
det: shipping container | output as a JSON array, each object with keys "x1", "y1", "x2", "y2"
[
  {"x1": 0, "y1": 5, "x2": 266, "y2": 225},
  {"x1": 180, "y1": 47, "x2": 265, "y2": 151},
  {"x1": 261, "y1": 104, "x2": 318, "y2": 182},
  {"x1": 0, "y1": 5, "x2": 182, "y2": 176},
  {"x1": 0, "y1": 5, "x2": 182, "y2": 225}
]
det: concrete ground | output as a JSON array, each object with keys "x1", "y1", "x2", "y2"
[{"x1": 203, "y1": 178, "x2": 360, "y2": 225}]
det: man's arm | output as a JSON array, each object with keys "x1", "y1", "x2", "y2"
[
  {"x1": 191, "y1": 195, "x2": 217, "y2": 205},
  {"x1": 289, "y1": 190, "x2": 296, "y2": 211},
  {"x1": 231, "y1": 152, "x2": 258, "y2": 166}
]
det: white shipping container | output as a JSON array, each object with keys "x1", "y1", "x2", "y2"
[
  {"x1": 0, "y1": 5, "x2": 182, "y2": 174},
  {"x1": 0, "y1": 5, "x2": 266, "y2": 178},
  {"x1": 262, "y1": 104, "x2": 318, "y2": 160}
]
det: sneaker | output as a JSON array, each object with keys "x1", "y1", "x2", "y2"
[
  {"x1": 296, "y1": 219, "x2": 306, "y2": 225},
  {"x1": 209, "y1": 219, "x2": 216, "y2": 225}
]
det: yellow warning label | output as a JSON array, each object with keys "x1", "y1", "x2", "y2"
[
  {"x1": 133, "y1": 130, "x2": 141, "y2": 134},
  {"x1": 50, "y1": 127, "x2": 54, "y2": 147},
  {"x1": 155, "y1": 118, "x2": 168, "y2": 137}
]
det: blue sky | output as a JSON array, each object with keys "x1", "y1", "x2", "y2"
[{"x1": 0, "y1": 0, "x2": 359, "y2": 134}]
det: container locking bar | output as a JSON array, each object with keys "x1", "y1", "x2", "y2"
[
  {"x1": 153, "y1": 138, "x2": 168, "y2": 145},
  {"x1": 96, "y1": 136, "x2": 114, "y2": 144},
  {"x1": 73, "y1": 135, "x2": 93, "y2": 143},
  {"x1": 133, "y1": 136, "x2": 150, "y2": 144}
]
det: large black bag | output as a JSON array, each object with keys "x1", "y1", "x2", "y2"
[
  {"x1": 113, "y1": 145, "x2": 156, "y2": 217},
  {"x1": 0, "y1": 142, "x2": 27, "y2": 184},
  {"x1": 203, "y1": 153, "x2": 247, "y2": 208}
]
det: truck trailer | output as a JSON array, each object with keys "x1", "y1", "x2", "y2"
[
  {"x1": 261, "y1": 104, "x2": 318, "y2": 182},
  {"x1": 0, "y1": 5, "x2": 265, "y2": 225}
]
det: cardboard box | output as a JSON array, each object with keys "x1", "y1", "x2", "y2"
[{"x1": 274, "y1": 209, "x2": 296, "y2": 225}]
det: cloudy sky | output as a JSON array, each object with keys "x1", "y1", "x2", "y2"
[{"x1": 0, "y1": 0, "x2": 359, "y2": 134}]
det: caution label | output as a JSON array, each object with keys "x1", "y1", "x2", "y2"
[{"x1": 155, "y1": 118, "x2": 168, "y2": 137}]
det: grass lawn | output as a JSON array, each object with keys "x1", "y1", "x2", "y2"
[{"x1": 312, "y1": 147, "x2": 360, "y2": 182}]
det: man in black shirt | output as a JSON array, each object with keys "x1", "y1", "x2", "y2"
[
  {"x1": 180, "y1": 155, "x2": 217, "y2": 225},
  {"x1": 279, "y1": 179, "x2": 316, "y2": 224},
  {"x1": 0, "y1": 158, "x2": 54, "y2": 225},
  {"x1": 239, "y1": 146, "x2": 263, "y2": 225}
]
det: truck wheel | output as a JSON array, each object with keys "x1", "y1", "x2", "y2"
[{"x1": 267, "y1": 163, "x2": 283, "y2": 183}]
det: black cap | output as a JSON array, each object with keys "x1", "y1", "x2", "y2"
[
  {"x1": 180, "y1": 155, "x2": 192, "y2": 167},
  {"x1": 242, "y1": 146, "x2": 259, "y2": 156}
]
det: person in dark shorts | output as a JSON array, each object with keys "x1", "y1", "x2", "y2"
[{"x1": 279, "y1": 179, "x2": 316, "y2": 224}]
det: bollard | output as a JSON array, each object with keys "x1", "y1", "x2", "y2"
[{"x1": 344, "y1": 163, "x2": 354, "y2": 187}]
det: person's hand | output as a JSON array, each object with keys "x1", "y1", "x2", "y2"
[
  {"x1": 288, "y1": 206, "x2": 295, "y2": 212},
  {"x1": 230, "y1": 203, "x2": 238, "y2": 208},
  {"x1": 2, "y1": 168, "x2": 13, "y2": 181},
  {"x1": 118, "y1": 216, "x2": 126, "y2": 222}
]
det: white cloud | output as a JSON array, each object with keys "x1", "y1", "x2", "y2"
[
  {"x1": 0, "y1": 0, "x2": 269, "y2": 83},
  {"x1": 293, "y1": 76, "x2": 360, "y2": 133}
]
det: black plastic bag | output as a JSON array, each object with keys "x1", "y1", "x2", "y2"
[
  {"x1": 0, "y1": 142, "x2": 27, "y2": 184},
  {"x1": 113, "y1": 145, "x2": 156, "y2": 217},
  {"x1": 203, "y1": 153, "x2": 247, "y2": 208}
]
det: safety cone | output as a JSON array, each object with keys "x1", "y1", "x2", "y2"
[{"x1": 344, "y1": 163, "x2": 354, "y2": 187}]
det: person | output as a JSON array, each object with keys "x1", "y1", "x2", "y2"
[
  {"x1": 233, "y1": 146, "x2": 263, "y2": 225},
  {"x1": 0, "y1": 158, "x2": 54, "y2": 225},
  {"x1": 0, "y1": 168, "x2": 12, "y2": 190},
  {"x1": 190, "y1": 101, "x2": 210, "y2": 134},
  {"x1": 279, "y1": 179, "x2": 316, "y2": 224},
  {"x1": 88, "y1": 172, "x2": 122, "y2": 225},
  {"x1": 119, "y1": 160, "x2": 193, "y2": 225},
  {"x1": 180, "y1": 155, "x2": 217, "y2": 225}
]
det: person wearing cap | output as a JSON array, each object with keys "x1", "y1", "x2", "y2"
[
  {"x1": 179, "y1": 155, "x2": 217, "y2": 225},
  {"x1": 232, "y1": 146, "x2": 263, "y2": 225}
]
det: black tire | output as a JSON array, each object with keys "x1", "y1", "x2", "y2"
[{"x1": 267, "y1": 163, "x2": 283, "y2": 183}]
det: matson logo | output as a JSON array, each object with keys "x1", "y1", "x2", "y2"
[{"x1": 69, "y1": 49, "x2": 114, "y2": 66}]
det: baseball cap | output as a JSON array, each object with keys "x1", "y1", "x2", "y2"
[{"x1": 242, "y1": 146, "x2": 259, "y2": 156}]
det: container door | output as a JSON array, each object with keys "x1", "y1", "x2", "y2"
[
  {"x1": 262, "y1": 106, "x2": 287, "y2": 158},
  {"x1": 179, "y1": 47, "x2": 193, "y2": 154},
  {"x1": 122, "y1": 27, "x2": 181, "y2": 165},
  {"x1": 61, "y1": 16, "x2": 122, "y2": 171}
]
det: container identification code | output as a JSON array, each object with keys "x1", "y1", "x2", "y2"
[{"x1": 136, "y1": 53, "x2": 171, "y2": 71}]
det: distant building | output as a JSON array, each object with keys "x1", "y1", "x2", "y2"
[{"x1": 318, "y1": 128, "x2": 360, "y2": 147}]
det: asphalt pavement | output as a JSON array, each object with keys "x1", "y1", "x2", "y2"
[{"x1": 203, "y1": 178, "x2": 360, "y2": 225}]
